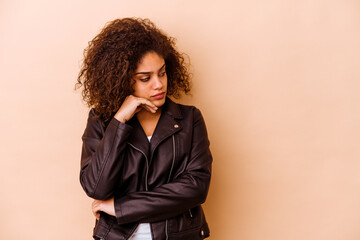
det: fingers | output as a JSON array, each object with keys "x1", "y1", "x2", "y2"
[
  {"x1": 128, "y1": 95, "x2": 157, "y2": 112},
  {"x1": 136, "y1": 98, "x2": 158, "y2": 113},
  {"x1": 114, "y1": 95, "x2": 159, "y2": 122},
  {"x1": 92, "y1": 200, "x2": 101, "y2": 220},
  {"x1": 114, "y1": 95, "x2": 160, "y2": 122},
  {"x1": 140, "y1": 103, "x2": 157, "y2": 113},
  {"x1": 135, "y1": 102, "x2": 154, "y2": 114}
]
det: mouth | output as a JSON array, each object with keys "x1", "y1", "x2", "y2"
[{"x1": 151, "y1": 92, "x2": 165, "y2": 99}]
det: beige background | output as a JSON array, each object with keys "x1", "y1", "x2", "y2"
[{"x1": 1, "y1": 0, "x2": 360, "y2": 239}]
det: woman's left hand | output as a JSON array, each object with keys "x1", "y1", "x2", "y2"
[{"x1": 92, "y1": 197, "x2": 115, "y2": 220}]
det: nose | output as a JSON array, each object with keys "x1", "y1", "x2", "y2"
[{"x1": 153, "y1": 76, "x2": 163, "y2": 89}]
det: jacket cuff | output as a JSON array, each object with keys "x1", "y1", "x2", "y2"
[
  {"x1": 114, "y1": 195, "x2": 128, "y2": 224},
  {"x1": 107, "y1": 117, "x2": 133, "y2": 137}
]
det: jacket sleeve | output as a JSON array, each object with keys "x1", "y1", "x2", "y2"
[
  {"x1": 79, "y1": 109, "x2": 133, "y2": 200},
  {"x1": 114, "y1": 108, "x2": 212, "y2": 224}
]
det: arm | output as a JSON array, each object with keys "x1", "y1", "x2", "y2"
[
  {"x1": 80, "y1": 96, "x2": 158, "y2": 200},
  {"x1": 80, "y1": 109, "x2": 133, "y2": 200},
  {"x1": 114, "y1": 108, "x2": 212, "y2": 224}
]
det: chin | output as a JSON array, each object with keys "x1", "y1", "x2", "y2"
[
  {"x1": 154, "y1": 100, "x2": 166, "y2": 108},
  {"x1": 152, "y1": 98, "x2": 166, "y2": 108}
]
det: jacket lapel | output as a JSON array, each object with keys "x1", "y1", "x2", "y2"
[
  {"x1": 149, "y1": 98, "x2": 183, "y2": 157},
  {"x1": 127, "y1": 116, "x2": 150, "y2": 157}
]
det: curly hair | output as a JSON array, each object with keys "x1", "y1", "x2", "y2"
[{"x1": 75, "y1": 18, "x2": 191, "y2": 122}]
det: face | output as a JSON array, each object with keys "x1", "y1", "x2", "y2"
[{"x1": 133, "y1": 51, "x2": 167, "y2": 107}]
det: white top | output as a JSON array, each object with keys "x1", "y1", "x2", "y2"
[
  {"x1": 129, "y1": 136, "x2": 153, "y2": 240},
  {"x1": 129, "y1": 223, "x2": 152, "y2": 240}
]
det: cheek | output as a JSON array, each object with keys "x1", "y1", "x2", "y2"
[
  {"x1": 135, "y1": 84, "x2": 152, "y2": 97},
  {"x1": 132, "y1": 83, "x2": 144, "y2": 96},
  {"x1": 164, "y1": 77, "x2": 168, "y2": 89}
]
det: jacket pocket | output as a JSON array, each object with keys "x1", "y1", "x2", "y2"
[
  {"x1": 93, "y1": 213, "x2": 115, "y2": 240},
  {"x1": 168, "y1": 222, "x2": 210, "y2": 240},
  {"x1": 167, "y1": 206, "x2": 210, "y2": 239}
]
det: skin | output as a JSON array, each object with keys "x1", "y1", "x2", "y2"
[{"x1": 92, "y1": 51, "x2": 168, "y2": 220}]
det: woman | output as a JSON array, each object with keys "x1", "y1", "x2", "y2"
[{"x1": 76, "y1": 18, "x2": 212, "y2": 240}]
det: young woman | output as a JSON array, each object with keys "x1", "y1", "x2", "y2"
[{"x1": 76, "y1": 18, "x2": 212, "y2": 240}]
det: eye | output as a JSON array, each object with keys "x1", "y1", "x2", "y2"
[
  {"x1": 159, "y1": 71, "x2": 166, "y2": 77},
  {"x1": 139, "y1": 77, "x2": 150, "y2": 82}
]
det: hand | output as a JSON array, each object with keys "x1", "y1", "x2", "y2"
[
  {"x1": 92, "y1": 197, "x2": 115, "y2": 220},
  {"x1": 114, "y1": 95, "x2": 158, "y2": 123}
]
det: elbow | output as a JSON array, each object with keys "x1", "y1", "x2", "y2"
[
  {"x1": 197, "y1": 184, "x2": 210, "y2": 204},
  {"x1": 80, "y1": 174, "x2": 114, "y2": 200},
  {"x1": 90, "y1": 192, "x2": 114, "y2": 201},
  {"x1": 81, "y1": 184, "x2": 114, "y2": 200},
  {"x1": 192, "y1": 175, "x2": 211, "y2": 205},
  {"x1": 189, "y1": 186, "x2": 209, "y2": 207}
]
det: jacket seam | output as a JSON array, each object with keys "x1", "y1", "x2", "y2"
[{"x1": 91, "y1": 122, "x2": 119, "y2": 197}]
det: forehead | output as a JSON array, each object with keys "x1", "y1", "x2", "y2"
[{"x1": 136, "y1": 51, "x2": 165, "y2": 72}]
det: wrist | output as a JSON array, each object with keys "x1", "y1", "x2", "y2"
[{"x1": 114, "y1": 113, "x2": 127, "y2": 123}]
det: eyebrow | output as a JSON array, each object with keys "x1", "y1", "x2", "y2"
[{"x1": 135, "y1": 63, "x2": 166, "y2": 75}]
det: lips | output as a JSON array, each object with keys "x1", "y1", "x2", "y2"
[{"x1": 152, "y1": 92, "x2": 165, "y2": 99}]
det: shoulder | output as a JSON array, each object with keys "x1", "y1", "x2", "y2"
[
  {"x1": 173, "y1": 102, "x2": 210, "y2": 140},
  {"x1": 82, "y1": 108, "x2": 104, "y2": 136},
  {"x1": 166, "y1": 98, "x2": 201, "y2": 116},
  {"x1": 87, "y1": 108, "x2": 115, "y2": 128},
  {"x1": 167, "y1": 98, "x2": 205, "y2": 124},
  {"x1": 178, "y1": 103, "x2": 202, "y2": 118},
  {"x1": 87, "y1": 108, "x2": 104, "y2": 125},
  {"x1": 88, "y1": 108, "x2": 98, "y2": 118}
]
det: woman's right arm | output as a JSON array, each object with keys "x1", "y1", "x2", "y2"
[
  {"x1": 80, "y1": 95, "x2": 158, "y2": 200},
  {"x1": 80, "y1": 109, "x2": 133, "y2": 200}
]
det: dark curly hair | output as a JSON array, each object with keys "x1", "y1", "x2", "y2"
[{"x1": 75, "y1": 18, "x2": 191, "y2": 121}]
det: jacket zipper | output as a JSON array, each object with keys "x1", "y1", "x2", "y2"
[
  {"x1": 189, "y1": 209, "x2": 193, "y2": 218},
  {"x1": 165, "y1": 219, "x2": 169, "y2": 240},
  {"x1": 165, "y1": 135, "x2": 176, "y2": 240},
  {"x1": 127, "y1": 143, "x2": 150, "y2": 240},
  {"x1": 128, "y1": 135, "x2": 176, "y2": 240},
  {"x1": 126, "y1": 223, "x2": 140, "y2": 240},
  {"x1": 167, "y1": 135, "x2": 176, "y2": 182},
  {"x1": 128, "y1": 143, "x2": 149, "y2": 191}
]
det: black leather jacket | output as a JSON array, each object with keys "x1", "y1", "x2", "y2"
[{"x1": 80, "y1": 98, "x2": 212, "y2": 240}]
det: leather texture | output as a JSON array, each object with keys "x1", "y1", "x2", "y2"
[{"x1": 80, "y1": 97, "x2": 212, "y2": 240}]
